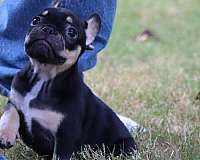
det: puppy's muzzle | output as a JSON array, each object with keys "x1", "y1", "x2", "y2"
[{"x1": 25, "y1": 25, "x2": 66, "y2": 64}]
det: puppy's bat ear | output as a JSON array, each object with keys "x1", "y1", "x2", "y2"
[
  {"x1": 52, "y1": 0, "x2": 61, "y2": 8},
  {"x1": 85, "y1": 14, "x2": 101, "y2": 46}
]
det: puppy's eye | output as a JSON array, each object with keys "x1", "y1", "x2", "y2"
[
  {"x1": 31, "y1": 16, "x2": 41, "y2": 26},
  {"x1": 66, "y1": 26, "x2": 78, "y2": 40}
]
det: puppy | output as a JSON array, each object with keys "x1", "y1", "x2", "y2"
[{"x1": 0, "y1": 7, "x2": 137, "y2": 159}]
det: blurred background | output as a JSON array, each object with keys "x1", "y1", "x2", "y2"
[
  {"x1": 1, "y1": 0, "x2": 200, "y2": 159},
  {"x1": 87, "y1": 0, "x2": 200, "y2": 159}
]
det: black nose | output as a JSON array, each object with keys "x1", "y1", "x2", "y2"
[{"x1": 41, "y1": 26, "x2": 57, "y2": 35}]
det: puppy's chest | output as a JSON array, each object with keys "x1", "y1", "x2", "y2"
[{"x1": 10, "y1": 78, "x2": 64, "y2": 134}]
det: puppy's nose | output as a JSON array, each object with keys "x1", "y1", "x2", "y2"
[{"x1": 41, "y1": 26, "x2": 57, "y2": 35}]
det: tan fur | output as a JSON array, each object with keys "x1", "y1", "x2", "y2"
[
  {"x1": 10, "y1": 80, "x2": 44, "y2": 132},
  {"x1": 42, "y1": 10, "x2": 49, "y2": 16},
  {"x1": 30, "y1": 46, "x2": 82, "y2": 80},
  {"x1": 31, "y1": 109, "x2": 64, "y2": 134},
  {"x1": 0, "y1": 106, "x2": 19, "y2": 146},
  {"x1": 86, "y1": 18, "x2": 100, "y2": 45},
  {"x1": 66, "y1": 16, "x2": 73, "y2": 23}
]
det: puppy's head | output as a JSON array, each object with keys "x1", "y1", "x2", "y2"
[{"x1": 25, "y1": 7, "x2": 100, "y2": 67}]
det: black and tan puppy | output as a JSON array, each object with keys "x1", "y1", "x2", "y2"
[{"x1": 0, "y1": 7, "x2": 137, "y2": 159}]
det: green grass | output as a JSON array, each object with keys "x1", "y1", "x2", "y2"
[{"x1": 1, "y1": 0, "x2": 200, "y2": 159}]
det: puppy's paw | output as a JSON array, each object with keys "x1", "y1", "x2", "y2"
[
  {"x1": 0, "y1": 127, "x2": 17, "y2": 149},
  {"x1": 0, "y1": 107, "x2": 20, "y2": 149}
]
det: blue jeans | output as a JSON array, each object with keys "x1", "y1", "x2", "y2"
[
  {"x1": 0, "y1": 0, "x2": 116, "y2": 96},
  {"x1": 0, "y1": 155, "x2": 6, "y2": 160}
]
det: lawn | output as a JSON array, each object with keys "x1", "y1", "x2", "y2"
[{"x1": 1, "y1": 0, "x2": 200, "y2": 159}]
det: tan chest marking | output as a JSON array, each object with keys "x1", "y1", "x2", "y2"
[
  {"x1": 10, "y1": 81, "x2": 64, "y2": 134},
  {"x1": 31, "y1": 109, "x2": 64, "y2": 133},
  {"x1": 10, "y1": 80, "x2": 44, "y2": 131}
]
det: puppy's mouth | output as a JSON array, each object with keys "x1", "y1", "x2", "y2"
[{"x1": 26, "y1": 39, "x2": 66, "y2": 65}]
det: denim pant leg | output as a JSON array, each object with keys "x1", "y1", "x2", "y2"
[{"x1": 0, "y1": 0, "x2": 117, "y2": 97}]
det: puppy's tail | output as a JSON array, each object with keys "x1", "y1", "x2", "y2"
[{"x1": 117, "y1": 114, "x2": 146, "y2": 135}]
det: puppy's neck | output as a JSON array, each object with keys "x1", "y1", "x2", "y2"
[
  {"x1": 29, "y1": 46, "x2": 82, "y2": 81},
  {"x1": 30, "y1": 58, "x2": 77, "y2": 81}
]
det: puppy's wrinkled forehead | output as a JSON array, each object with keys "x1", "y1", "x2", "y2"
[{"x1": 40, "y1": 8, "x2": 83, "y2": 28}]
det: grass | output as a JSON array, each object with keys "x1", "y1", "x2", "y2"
[{"x1": 1, "y1": 0, "x2": 200, "y2": 159}]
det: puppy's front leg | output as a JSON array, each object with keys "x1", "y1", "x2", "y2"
[
  {"x1": 53, "y1": 119, "x2": 81, "y2": 160},
  {"x1": 53, "y1": 133, "x2": 75, "y2": 160},
  {"x1": 0, "y1": 101, "x2": 20, "y2": 148}
]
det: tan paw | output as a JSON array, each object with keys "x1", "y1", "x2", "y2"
[
  {"x1": 0, "y1": 106, "x2": 19, "y2": 149},
  {"x1": 0, "y1": 126, "x2": 17, "y2": 149}
]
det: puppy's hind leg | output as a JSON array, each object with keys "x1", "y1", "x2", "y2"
[
  {"x1": 117, "y1": 114, "x2": 141, "y2": 134},
  {"x1": 0, "y1": 101, "x2": 20, "y2": 149}
]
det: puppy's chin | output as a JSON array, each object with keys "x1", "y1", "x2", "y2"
[
  {"x1": 29, "y1": 46, "x2": 82, "y2": 80},
  {"x1": 26, "y1": 39, "x2": 66, "y2": 65}
]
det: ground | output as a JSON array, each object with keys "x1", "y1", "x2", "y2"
[{"x1": 0, "y1": 0, "x2": 200, "y2": 159}]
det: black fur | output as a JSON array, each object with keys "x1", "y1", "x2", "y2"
[{"x1": 10, "y1": 8, "x2": 137, "y2": 159}]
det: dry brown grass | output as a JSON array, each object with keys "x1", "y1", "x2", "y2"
[{"x1": 1, "y1": 0, "x2": 200, "y2": 159}]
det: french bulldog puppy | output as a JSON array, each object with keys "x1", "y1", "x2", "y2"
[{"x1": 0, "y1": 7, "x2": 137, "y2": 160}]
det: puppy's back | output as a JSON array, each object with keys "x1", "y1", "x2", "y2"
[{"x1": 80, "y1": 86, "x2": 137, "y2": 155}]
